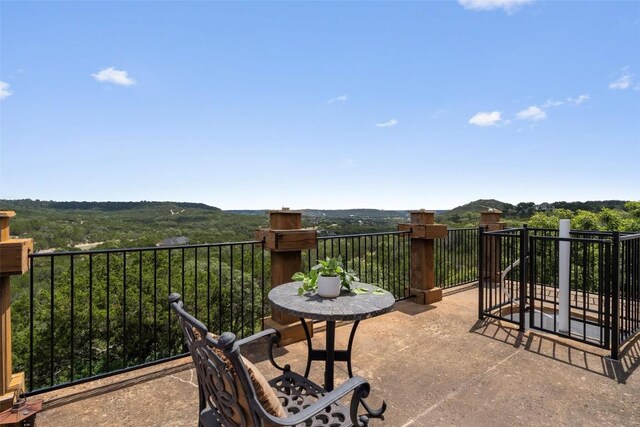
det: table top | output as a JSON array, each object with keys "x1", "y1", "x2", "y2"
[{"x1": 268, "y1": 282, "x2": 395, "y2": 322}]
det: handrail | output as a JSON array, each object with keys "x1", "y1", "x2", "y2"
[
  {"x1": 29, "y1": 239, "x2": 264, "y2": 257},
  {"x1": 317, "y1": 230, "x2": 410, "y2": 240},
  {"x1": 532, "y1": 235, "x2": 610, "y2": 244},
  {"x1": 619, "y1": 233, "x2": 640, "y2": 242},
  {"x1": 500, "y1": 256, "x2": 528, "y2": 300},
  {"x1": 485, "y1": 228, "x2": 522, "y2": 235}
]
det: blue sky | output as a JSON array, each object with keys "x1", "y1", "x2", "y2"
[{"x1": 1, "y1": 0, "x2": 639, "y2": 210}]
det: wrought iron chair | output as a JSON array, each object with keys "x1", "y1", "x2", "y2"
[{"x1": 169, "y1": 293, "x2": 374, "y2": 427}]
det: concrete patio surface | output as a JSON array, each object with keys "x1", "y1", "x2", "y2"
[{"x1": 34, "y1": 284, "x2": 640, "y2": 426}]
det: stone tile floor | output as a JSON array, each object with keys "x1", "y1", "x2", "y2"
[{"x1": 35, "y1": 284, "x2": 640, "y2": 426}]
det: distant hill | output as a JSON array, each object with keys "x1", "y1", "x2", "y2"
[
  {"x1": 550, "y1": 200, "x2": 628, "y2": 212},
  {"x1": 1, "y1": 199, "x2": 220, "y2": 212},
  {"x1": 226, "y1": 209, "x2": 411, "y2": 219},
  {"x1": 446, "y1": 199, "x2": 516, "y2": 214},
  {"x1": 0, "y1": 199, "x2": 263, "y2": 250},
  {"x1": 436, "y1": 199, "x2": 632, "y2": 227},
  {"x1": 443, "y1": 199, "x2": 630, "y2": 215},
  {"x1": 2, "y1": 198, "x2": 633, "y2": 250}
]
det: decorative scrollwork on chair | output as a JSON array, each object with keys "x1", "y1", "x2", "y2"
[{"x1": 170, "y1": 293, "x2": 377, "y2": 427}]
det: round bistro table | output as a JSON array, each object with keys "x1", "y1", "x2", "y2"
[{"x1": 268, "y1": 282, "x2": 395, "y2": 418}]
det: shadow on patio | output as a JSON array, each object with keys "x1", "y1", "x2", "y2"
[{"x1": 471, "y1": 317, "x2": 640, "y2": 385}]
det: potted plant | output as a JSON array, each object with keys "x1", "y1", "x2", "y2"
[{"x1": 292, "y1": 256, "x2": 359, "y2": 298}]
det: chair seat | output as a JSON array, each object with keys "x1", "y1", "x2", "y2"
[
  {"x1": 270, "y1": 371, "x2": 351, "y2": 427},
  {"x1": 200, "y1": 371, "x2": 352, "y2": 427}
]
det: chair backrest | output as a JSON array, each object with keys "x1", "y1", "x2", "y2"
[{"x1": 169, "y1": 293, "x2": 263, "y2": 426}]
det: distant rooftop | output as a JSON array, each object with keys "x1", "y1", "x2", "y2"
[{"x1": 157, "y1": 236, "x2": 190, "y2": 246}]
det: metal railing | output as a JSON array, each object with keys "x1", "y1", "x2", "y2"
[
  {"x1": 479, "y1": 227, "x2": 640, "y2": 358},
  {"x1": 16, "y1": 230, "x2": 414, "y2": 395},
  {"x1": 304, "y1": 231, "x2": 411, "y2": 300},
  {"x1": 14, "y1": 240, "x2": 265, "y2": 395},
  {"x1": 435, "y1": 228, "x2": 479, "y2": 288},
  {"x1": 618, "y1": 232, "x2": 640, "y2": 352},
  {"x1": 528, "y1": 233, "x2": 611, "y2": 347},
  {"x1": 18, "y1": 224, "x2": 571, "y2": 394},
  {"x1": 478, "y1": 227, "x2": 525, "y2": 325}
]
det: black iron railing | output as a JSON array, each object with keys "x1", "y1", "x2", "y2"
[
  {"x1": 478, "y1": 227, "x2": 525, "y2": 325},
  {"x1": 304, "y1": 231, "x2": 411, "y2": 300},
  {"x1": 479, "y1": 227, "x2": 640, "y2": 358},
  {"x1": 435, "y1": 228, "x2": 479, "y2": 288},
  {"x1": 16, "y1": 230, "x2": 414, "y2": 395},
  {"x1": 618, "y1": 232, "x2": 640, "y2": 351},
  {"x1": 528, "y1": 233, "x2": 611, "y2": 347},
  {"x1": 15, "y1": 241, "x2": 265, "y2": 395}
]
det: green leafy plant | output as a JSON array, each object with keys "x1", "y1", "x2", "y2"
[{"x1": 292, "y1": 256, "x2": 359, "y2": 295}]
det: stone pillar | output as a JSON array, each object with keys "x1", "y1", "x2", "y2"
[
  {"x1": 255, "y1": 208, "x2": 317, "y2": 345},
  {"x1": 480, "y1": 210, "x2": 507, "y2": 284},
  {"x1": 398, "y1": 210, "x2": 447, "y2": 304},
  {"x1": 0, "y1": 211, "x2": 33, "y2": 410}
]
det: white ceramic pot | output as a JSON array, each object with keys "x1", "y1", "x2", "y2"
[{"x1": 317, "y1": 275, "x2": 342, "y2": 298}]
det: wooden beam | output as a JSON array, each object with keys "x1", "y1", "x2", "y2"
[
  {"x1": 0, "y1": 239, "x2": 34, "y2": 276},
  {"x1": 0, "y1": 211, "x2": 27, "y2": 410},
  {"x1": 255, "y1": 229, "x2": 317, "y2": 252}
]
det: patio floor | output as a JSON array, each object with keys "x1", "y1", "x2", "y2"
[{"x1": 34, "y1": 284, "x2": 640, "y2": 426}]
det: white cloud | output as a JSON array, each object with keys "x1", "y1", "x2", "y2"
[
  {"x1": 609, "y1": 72, "x2": 632, "y2": 90},
  {"x1": 542, "y1": 99, "x2": 564, "y2": 108},
  {"x1": 542, "y1": 94, "x2": 590, "y2": 108},
  {"x1": 0, "y1": 81, "x2": 13, "y2": 100},
  {"x1": 375, "y1": 119, "x2": 398, "y2": 128},
  {"x1": 608, "y1": 66, "x2": 640, "y2": 90},
  {"x1": 610, "y1": 77, "x2": 631, "y2": 90},
  {"x1": 92, "y1": 67, "x2": 136, "y2": 86},
  {"x1": 516, "y1": 105, "x2": 547, "y2": 121},
  {"x1": 566, "y1": 94, "x2": 590, "y2": 105},
  {"x1": 458, "y1": 0, "x2": 534, "y2": 12},
  {"x1": 328, "y1": 95, "x2": 347, "y2": 104},
  {"x1": 468, "y1": 111, "x2": 503, "y2": 127}
]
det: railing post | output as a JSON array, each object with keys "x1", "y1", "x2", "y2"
[
  {"x1": 518, "y1": 226, "x2": 528, "y2": 332},
  {"x1": 255, "y1": 208, "x2": 317, "y2": 345},
  {"x1": 0, "y1": 211, "x2": 33, "y2": 410},
  {"x1": 479, "y1": 210, "x2": 507, "y2": 284},
  {"x1": 478, "y1": 226, "x2": 485, "y2": 319},
  {"x1": 611, "y1": 231, "x2": 620, "y2": 359},
  {"x1": 398, "y1": 209, "x2": 447, "y2": 304}
]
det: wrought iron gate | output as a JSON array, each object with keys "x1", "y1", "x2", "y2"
[{"x1": 479, "y1": 227, "x2": 640, "y2": 358}]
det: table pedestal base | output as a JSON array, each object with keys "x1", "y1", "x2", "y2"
[{"x1": 299, "y1": 318, "x2": 387, "y2": 418}]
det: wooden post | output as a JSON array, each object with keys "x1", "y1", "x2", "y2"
[
  {"x1": 398, "y1": 209, "x2": 447, "y2": 304},
  {"x1": 255, "y1": 208, "x2": 317, "y2": 345},
  {"x1": 480, "y1": 209, "x2": 507, "y2": 284},
  {"x1": 0, "y1": 211, "x2": 33, "y2": 411}
]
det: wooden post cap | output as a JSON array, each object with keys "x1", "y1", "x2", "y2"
[
  {"x1": 1, "y1": 212, "x2": 17, "y2": 242},
  {"x1": 480, "y1": 210, "x2": 507, "y2": 230},
  {"x1": 268, "y1": 209, "x2": 303, "y2": 230},
  {"x1": 409, "y1": 209, "x2": 436, "y2": 225},
  {"x1": 480, "y1": 210, "x2": 503, "y2": 224},
  {"x1": 399, "y1": 209, "x2": 446, "y2": 240}
]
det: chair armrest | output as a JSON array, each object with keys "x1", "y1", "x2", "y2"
[
  {"x1": 236, "y1": 328, "x2": 278, "y2": 347},
  {"x1": 257, "y1": 376, "x2": 371, "y2": 427}
]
